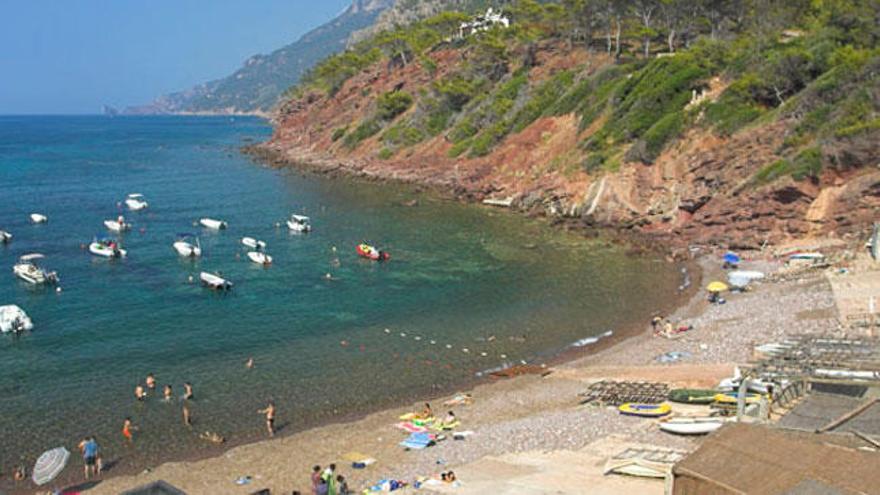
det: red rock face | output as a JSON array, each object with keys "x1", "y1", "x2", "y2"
[{"x1": 262, "y1": 42, "x2": 879, "y2": 248}]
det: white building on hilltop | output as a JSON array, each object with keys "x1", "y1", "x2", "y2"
[{"x1": 458, "y1": 8, "x2": 510, "y2": 38}]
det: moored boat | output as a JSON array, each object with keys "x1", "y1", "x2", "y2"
[
  {"x1": 241, "y1": 237, "x2": 266, "y2": 250},
  {"x1": 13, "y1": 254, "x2": 59, "y2": 285},
  {"x1": 173, "y1": 233, "x2": 201, "y2": 258},
  {"x1": 200, "y1": 271, "x2": 232, "y2": 290},
  {"x1": 124, "y1": 193, "x2": 148, "y2": 211},
  {"x1": 618, "y1": 403, "x2": 672, "y2": 418},
  {"x1": 89, "y1": 238, "x2": 127, "y2": 258},
  {"x1": 247, "y1": 251, "x2": 272, "y2": 265},
  {"x1": 286, "y1": 214, "x2": 311, "y2": 232},
  {"x1": 0, "y1": 230, "x2": 11, "y2": 243},
  {"x1": 200, "y1": 218, "x2": 228, "y2": 230},
  {"x1": 104, "y1": 215, "x2": 132, "y2": 232},
  {"x1": 0, "y1": 304, "x2": 33, "y2": 333},
  {"x1": 30, "y1": 213, "x2": 48, "y2": 224},
  {"x1": 356, "y1": 243, "x2": 390, "y2": 261},
  {"x1": 658, "y1": 417, "x2": 727, "y2": 435}
]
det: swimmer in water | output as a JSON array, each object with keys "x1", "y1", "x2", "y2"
[
  {"x1": 257, "y1": 400, "x2": 276, "y2": 437},
  {"x1": 163, "y1": 385, "x2": 173, "y2": 401},
  {"x1": 246, "y1": 357, "x2": 255, "y2": 369},
  {"x1": 183, "y1": 382, "x2": 194, "y2": 400},
  {"x1": 145, "y1": 373, "x2": 156, "y2": 390},
  {"x1": 134, "y1": 384, "x2": 146, "y2": 401},
  {"x1": 122, "y1": 417, "x2": 136, "y2": 442}
]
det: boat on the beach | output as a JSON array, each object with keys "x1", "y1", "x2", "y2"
[
  {"x1": 200, "y1": 271, "x2": 232, "y2": 290},
  {"x1": 658, "y1": 417, "x2": 727, "y2": 435},
  {"x1": 13, "y1": 254, "x2": 59, "y2": 285},
  {"x1": 241, "y1": 237, "x2": 266, "y2": 250},
  {"x1": 713, "y1": 392, "x2": 763, "y2": 404},
  {"x1": 173, "y1": 233, "x2": 201, "y2": 258},
  {"x1": 124, "y1": 193, "x2": 148, "y2": 211},
  {"x1": 356, "y1": 243, "x2": 390, "y2": 261},
  {"x1": 668, "y1": 388, "x2": 719, "y2": 405},
  {"x1": 30, "y1": 213, "x2": 48, "y2": 224},
  {"x1": 104, "y1": 216, "x2": 131, "y2": 232},
  {"x1": 618, "y1": 403, "x2": 671, "y2": 418},
  {"x1": 89, "y1": 238, "x2": 127, "y2": 258},
  {"x1": 0, "y1": 230, "x2": 11, "y2": 244},
  {"x1": 0, "y1": 304, "x2": 33, "y2": 333},
  {"x1": 200, "y1": 218, "x2": 228, "y2": 230},
  {"x1": 247, "y1": 251, "x2": 272, "y2": 265},
  {"x1": 286, "y1": 214, "x2": 311, "y2": 232}
]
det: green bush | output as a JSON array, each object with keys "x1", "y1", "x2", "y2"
[
  {"x1": 510, "y1": 70, "x2": 575, "y2": 133},
  {"x1": 448, "y1": 138, "x2": 472, "y2": 158},
  {"x1": 835, "y1": 118, "x2": 880, "y2": 138},
  {"x1": 753, "y1": 159, "x2": 793, "y2": 185},
  {"x1": 382, "y1": 124, "x2": 425, "y2": 147},
  {"x1": 791, "y1": 147, "x2": 823, "y2": 181},
  {"x1": 378, "y1": 148, "x2": 394, "y2": 160},
  {"x1": 641, "y1": 111, "x2": 685, "y2": 162},
  {"x1": 343, "y1": 119, "x2": 381, "y2": 149},
  {"x1": 331, "y1": 126, "x2": 348, "y2": 142},
  {"x1": 704, "y1": 75, "x2": 766, "y2": 135},
  {"x1": 376, "y1": 91, "x2": 414, "y2": 121}
]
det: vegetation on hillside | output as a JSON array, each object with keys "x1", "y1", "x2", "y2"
[{"x1": 286, "y1": 0, "x2": 879, "y2": 183}]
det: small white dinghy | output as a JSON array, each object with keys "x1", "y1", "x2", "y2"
[
  {"x1": 125, "y1": 193, "x2": 149, "y2": 211},
  {"x1": 30, "y1": 213, "x2": 48, "y2": 224},
  {"x1": 0, "y1": 304, "x2": 33, "y2": 333},
  {"x1": 287, "y1": 214, "x2": 311, "y2": 233},
  {"x1": 173, "y1": 233, "x2": 201, "y2": 258},
  {"x1": 200, "y1": 271, "x2": 232, "y2": 290},
  {"x1": 0, "y1": 230, "x2": 12, "y2": 243},
  {"x1": 13, "y1": 254, "x2": 59, "y2": 285},
  {"x1": 89, "y1": 238, "x2": 127, "y2": 258},
  {"x1": 247, "y1": 251, "x2": 272, "y2": 265},
  {"x1": 104, "y1": 215, "x2": 132, "y2": 232},
  {"x1": 241, "y1": 237, "x2": 266, "y2": 250},
  {"x1": 659, "y1": 417, "x2": 727, "y2": 435},
  {"x1": 200, "y1": 218, "x2": 228, "y2": 230}
]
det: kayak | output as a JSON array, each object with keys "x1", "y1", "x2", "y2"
[
  {"x1": 713, "y1": 392, "x2": 763, "y2": 404},
  {"x1": 618, "y1": 403, "x2": 671, "y2": 418},
  {"x1": 668, "y1": 388, "x2": 719, "y2": 405},
  {"x1": 357, "y1": 243, "x2": 390, "y2": 261}
]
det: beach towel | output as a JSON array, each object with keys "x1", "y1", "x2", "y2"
[
  {"x1": 400, "y1": 432, "x2": 435, "y2": 450},
  {"x1": 368, "y1": 479, "x2": 406, "y2": 492},
  {"x1": 432, "y1": 420, "x2": 460, "y2": 431},
  {"x1": 395, "y1": 421, "x2": 428, "y2": 433}
]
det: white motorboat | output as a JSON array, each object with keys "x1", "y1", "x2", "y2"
[
  {"x1": 0, "y1": 305, "x2": 33, "y2": 333},
  {"x1": 104, "y1": 215, "x2": 132, "y2": 232},
  {"x1": 200, "y1": 271, "x2": 232, "y2": 290},
  {"x1": 13, "y1": 254, "x2": 59, "y2": 285},
  {"x1": 30, "y1": 213, "x2": 48, "y2": 224},
  {"x1": 659, "y1": 417, "x2": 727, "y2": 435},
  {"x1": 287, "y1": 214, "x2": 312, "y2": 232},
  {"x1": 247, "y1": 251, "x2": 272, "y2": 265},
  {"x1": 241, "y1": 237, "x2": 266, "y2": 250},
  {"x1": 173, "y1": 233, "x2": 202, "y2": 258},
  {"x1": 125, "y1": 193, "x2": 149, "y2": 211},
  {"x1": 0, "y1": 230, "x2": 11, "y2": 243},
  {"x1": 89, "y1": 238, "x2": 127, "y2": 258},
  {"x1": 200, "y1": 218, "x2": 228, "y2": 230}
]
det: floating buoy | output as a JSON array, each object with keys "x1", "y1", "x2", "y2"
[
  {"x1": 500, "y1": 354, "x2": 507, "y2": 359},
  {"x1": 445, "y1": 344, "x2": 452, "y2": 349},
  {"x1": 414, "y1": 336, "x2": 422, "y2": 341},
  {"x1": 462, "y1": 348, "x2": 470, "y2": 353},
  {"x1": 384, "y1": 328, "x2": 391, "y2": 334},
  {"x1": 188, "y1": 275, "x2": 194, "y2": 283},
  {"x1": 400, "y1": 332, "x2": 407, "y2": 337},
  {"x1": 430, "y1": 340, "x2": 436, "y2": 345},
  {"x1": 480, "y1": 352, "x2": 488, "y2": 357},
  {"x1": 340, "y1": 340, "x2": 349, "y2": 346},
  {"x1": 56, "y1": 287, "x2": 62, "y2": 293}
]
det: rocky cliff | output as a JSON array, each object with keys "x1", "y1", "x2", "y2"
[{"x1": 258, "y1": 2, "x2": 879, "y2": 249}]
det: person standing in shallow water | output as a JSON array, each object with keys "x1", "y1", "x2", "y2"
[
  {"x1": 145, "y1": 373, "x2": 156, "y2": 390},
  {"x1": 257, "y1": 400, "x2": 275, "y2": 437},
  {"x1": 78, "y1": 436, "x2": 99, "y2": 480},
  {"x1": 183, "y1": 382, "x2": 194, "y2": 400},
  {"x1": 122, "y1": 417, "x2": 136, "y2": 442},
  {"x1": 183, "y1": 403, "x2": 192, "y2": 427},
  {"x1": 163, "y1": 384, "x2": 173, "y2": 401}
]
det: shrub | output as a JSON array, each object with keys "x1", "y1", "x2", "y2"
[
  {"x1": 378, "y1": 148, "x2": 394, "y2": 160},
  {"x1": 331, "y1": 126, "x2": 348, "y2": 142},
  {"x1": 376, "y1": 91, "x2": 414, "y2": 121},
  {"x1": 791, "y1": 147, "x2": 823, "y2": 181},
  {"x1": 382, "y1": 124, "x2": 425, "y2": 147},
  {"x1": 753, "y1": 159, "x2": 793, "y2": 185},
  {"x1": 343, "y1": 119, "x2": 381, "y2": 149},
  {"x1": 639, "y1": 111, "x2": 685, "y2": 162}
]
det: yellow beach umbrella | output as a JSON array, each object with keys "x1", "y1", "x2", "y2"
[{"x1": 707, "y1": 281, "x2": 729, "y2": 292}]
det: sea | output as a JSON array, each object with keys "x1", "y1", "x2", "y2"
[{"x1": 0, "y1": 115, "x2": 681, "y2": 483}]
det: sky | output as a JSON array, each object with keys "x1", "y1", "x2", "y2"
[{"x1": 0, "y1": 0, "x2": 352, "y2": 114}]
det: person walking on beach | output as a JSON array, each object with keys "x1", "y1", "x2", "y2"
[
  {"x1": 322, "y1": 464, "x2": 337, "y2": 495},
  {"x1": 311, "y1": 465, "x2": 322, "y2": 494},
  {"x1": 183, "y1": 382, "x2": 194, "y2": 400},
  {"x1": 257, "y1": 400, "x2": 276, "y2": 437},
  {"x1": 78, "y1": 436, "x2": 99, "y2": 480},
  {"x1": 122, "y1": 417, "x2": 136, "y2": 442}
]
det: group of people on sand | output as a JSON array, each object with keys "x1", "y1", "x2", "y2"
[
  {"x1": 651, "y1": 315, "x2": 693, "y2": 338},
  {"x1": 310, "y1": 464, "x2": 351, "y2": 495}
]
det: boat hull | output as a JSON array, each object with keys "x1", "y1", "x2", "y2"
[
  {"x1": 241, "y1": 237, "x2": 266, "y2": 249},
  {"x1": 247, "y1": 251, "x2": 272, "y2": 265},
  {"x1": 13, "y1": 265, "x2": 58, "y2": 285},
  {"x1": 0, "y1": 305, "x2": 33, "y2": 333},
  {"x1": 618, "y1": 403, "x2": 672, "y2": 418},
  {"x1": 30, "y1": 214, "x2": 47, "y2": 224},
  {"x1": 200, "y1": 272, "x2": 232, "y2": 290},
  {"x1": 104, "y1": 220, "x2": 131, "y2": 232},
  {"x1": 356, "y1": 244, "x2": 389, "y2": 261},
  {"x1": 89, "y1": 243, "x2": 127, "y2": 258},
  {"x1": 125, "y1": 199, "x2": 148, "y2": 211},
  {"x1": 173, "y1": 242, "x2": 201, "y2": 257},
  {"x1": 200, "y1": 218, "x2": 227, "y2": 230}
]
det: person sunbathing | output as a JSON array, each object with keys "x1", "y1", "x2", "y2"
[{"x1": 420, "y1": 402, "x2": 433, "y2": 419}]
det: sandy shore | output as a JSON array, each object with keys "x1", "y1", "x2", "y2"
[{"x1": 36, "y1": 250, "x2": 836, "y2": 495}]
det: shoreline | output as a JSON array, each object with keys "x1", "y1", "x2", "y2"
[{"x1": 77, "y1": 250, "x2": 842, "y2": 494}]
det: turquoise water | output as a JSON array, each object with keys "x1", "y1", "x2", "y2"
[{"x1": 0, "y1": 116, "x2": 679, "y2": 480}]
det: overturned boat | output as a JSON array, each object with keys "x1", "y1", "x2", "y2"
[
  {"x1": 13, "y1": 254, "x2": 59, "y2": 285},
  {"x1": 173, "y1": 233, "x2": 202, "y2": 258},
  {"x1": 0, "y1": 305, "x2": 33, "y2": 333},
  {"x1": 89, "y1": 238, "x2": 127, "y2": 258},
  {"x1": 200, "y1": 271, "x2": 232, "y2": 290},
  {"x1": 287, "y1": 214, "x2": 311, "y2": 233},
  {"x1": 125, "y1": 193, "x2": 149, "y2": 211},
  {"x1": 200, "y1": 218, "x2": 228, "y2": 230}
]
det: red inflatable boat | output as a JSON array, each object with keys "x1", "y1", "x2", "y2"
[{"x1": 356, "y1": 243, "x2": 390, "y2": 261}]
